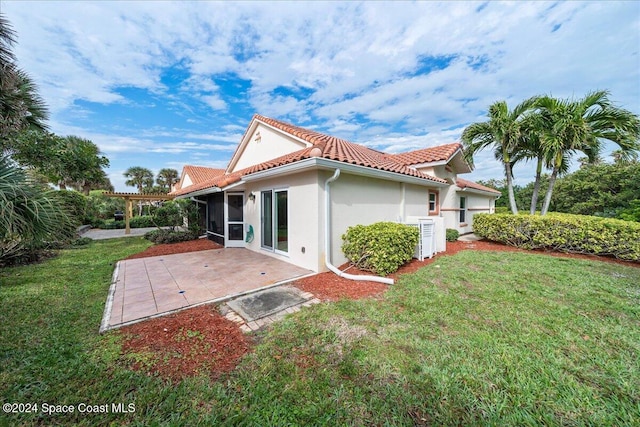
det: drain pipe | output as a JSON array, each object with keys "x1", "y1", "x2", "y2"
[{"x1": 324, "y1": 169, "x2": 394, "y2": 285}]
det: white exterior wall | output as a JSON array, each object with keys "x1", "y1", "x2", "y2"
[
  {"x1": 441, "y1": 188, "x2": 496, "y2": 234},
  {"x1": 324, "y1": 172, "x2": 445, "y2": 269},
  {"x1": 463, "y1": 192, "x2": 496, "y2": 234},
  {"x1": 231, "y1": 124, "x2": 309, "y2": 172},
  {"x1": 242, "y1": 170, "x2": 323, "y2": 272}
]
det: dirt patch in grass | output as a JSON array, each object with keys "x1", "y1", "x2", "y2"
[
  {"x1": 124, "y1": 238, "x2": 222, "y2": 260},
  {"x1": 120, "y1": 305, "x2": 251, "y2": 382}
]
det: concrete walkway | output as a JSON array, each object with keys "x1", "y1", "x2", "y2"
[
  {"x1": 101, "y1": 248, "x2": 314, "y2": 332},
  {"x1": 458, "y1": 233, "x2": 481, "y2": 242}
]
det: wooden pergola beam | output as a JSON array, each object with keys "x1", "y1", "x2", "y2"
[{"x1": 104, "y1": 192, "x2": 175, "y2": 235}]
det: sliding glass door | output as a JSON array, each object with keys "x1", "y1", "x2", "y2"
[
  {"x1": 261, "y1": 191, "x2": 273, "y2": 249},
  {"x1": 261, "y1": 189, "x2": 288, "y2": 254}
]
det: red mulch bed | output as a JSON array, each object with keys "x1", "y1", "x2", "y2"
[
  {"x1": 120, "y1": 305, "x2": 252, "y2": 382},
  {"x1": 293, "y1": 239, "x2": 638, "y2": 300},
  {"x1": 124, "y1": 238, "x2": 222, "y2": 260},
  {"x1": 119, "y1": 237, "x2": 637, "y2": 382}
]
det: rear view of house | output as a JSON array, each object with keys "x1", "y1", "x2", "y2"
[{"x1": 172, "y1": 115, "x2": 499, "y2": 273}]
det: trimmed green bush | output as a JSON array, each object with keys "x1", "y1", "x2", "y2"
[
  {"x1": 446, "y1": 228, "x2": 460, "y2": 242},
  {"x1": 100, "y1": 219, "x2": 125, "y2": 229},
  {"x1": 144, "y1": 229, "x2": 199, "y2": 244},
  {"x1": 99, "y1": 215, "x2": 156, "y2": 229},
  {"x1": 342, "y1": 222, "x2": 419, "y2": 276},
  {"x1": 473, "y1": 213, "x2": 640, "y2": 261},
  {"x1": 129, "y1": 215, "x2": 155, "y2": 228}
]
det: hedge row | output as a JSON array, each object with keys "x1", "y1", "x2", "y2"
[
  {"x1": 342, "y1": 222, "x2": 419, "y2": 276},
  {"x1": 473, "y1": 213, "x2": 640, "y2": 261},
  {"x1": 144, "y1": 229, "x2": 199, "y2": 244},
  {"x1": 99, "y1": 215, "x2": 170, "y2": 229}
]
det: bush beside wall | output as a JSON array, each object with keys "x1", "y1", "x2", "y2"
[
  {"x1": 446, "y1": 228, "x2": 460, "y2": 242},
  {"x1": 473, "y1": 213, "x2": 640, "y2": 261},
  {"x1": 342, "y1": 222, "x2": 419, "y2": 276}
]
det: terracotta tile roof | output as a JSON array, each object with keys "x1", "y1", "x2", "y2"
[
  {"x1": 387, "y1": 142, "x2": 462, "y2": 166},
  {"x1": 456, "y1": 177, "x2": 502, "y2": 194},
  {"x1": 253, "y1": 115, "x2": 444, "y2": 181},
  {"x1": 173, "y1": 115, "x2": 450, "y2": 196},
  {"x1": 182, "y1": 166, "x2": 225, "y2": 185}
]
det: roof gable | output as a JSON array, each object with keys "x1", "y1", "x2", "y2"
[
  {"x1": 176, "y1": 165, "x2": 225, "y2": 190},
  {"x1": 226, "y1": 115, "x2": 313, "y2": 173}
]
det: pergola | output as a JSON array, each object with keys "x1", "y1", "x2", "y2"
[{"x1": 104, "y1": 192, "x2": 175, "y2": 234}]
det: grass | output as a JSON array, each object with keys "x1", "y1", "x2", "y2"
[{"x1": 1, "y1": 240, "x2": 639, "y2": 425}]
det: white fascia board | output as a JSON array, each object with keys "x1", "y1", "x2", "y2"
[
  {"x1": 243, "y1": 157, "x2": 449, "y2": 187},
  {"x1": 457, "y1": 187, "x2": 500, "y2": 197},
  {"x1": 256, "y1": 119, "x2": 313, "y2": 148},
  {"x1": 410, "y1": 160, "x2": 448, "y2": 169},
  {"x1": 174, "y1": 186, "x2": 222, "y2": 199}
]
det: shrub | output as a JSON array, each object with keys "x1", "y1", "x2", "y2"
[
  {"x1": 100, "y1": 219, "x2": 125, "y2": 229},
  {"x1": 342, "y1": 222, "x2": 419, "y2": 276},
  {"x1": 473, "y1": 213, "x2": 640, "y2": 261},
  {"x1": 70, "y1": 237, "x2": 93, "y2": 247},
  {"x1": 144, "y1": 229, "x2": 199, "y2": 244},
  {"x1": 99, "y1": 216, "x2": 155, "y2": 229},
  {"x1": 153, "y1": 201, "x2": 183, "y2": 229},
  {"x1": 129, "y1": 215, "x2": 155, "y2": 228},
  {"x1": 446, "y1": 228, "x2": 460, "y2": 242},
  {"x1": 616, "y1": 200, "x2": 640, "y2": 222},
  {"x1": 56, "y1": 190, "x2": 87, "y2": 225},
  {"x1": 86, "y1": 190, "x2": 125, "y2": 220}
]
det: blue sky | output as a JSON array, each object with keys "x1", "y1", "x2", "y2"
[{"x1": 3, "y1": 1, "x2": 639, "y2": 191}]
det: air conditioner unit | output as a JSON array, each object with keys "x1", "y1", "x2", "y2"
[{"x1": 405, "y1": 218, "x2": 436, "y2": 261}]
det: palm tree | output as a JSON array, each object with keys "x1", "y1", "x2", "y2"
[
  {"x1": 0, "y1": 157, "x2": 75, "y2": 264},
  {"x1": 537, "y1": 91, "x2": 640, "y2": 215},
  {"x1": 156, "y1": 168, "x2": 179, "y2": 193},
  {"x1": 124, "y1": 166, "x2": 154, "y2": 193},
  {"x1": 0, "y1": 14, "x2": 48, "y2": 141},
  {"x1": 461, "y1": 97, "x2": 539, "y2": 214},
  {"x1": 124, "y1": 166, "x2": 154, "y2": 215}
]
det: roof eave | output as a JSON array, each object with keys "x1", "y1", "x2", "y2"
[
  {"x1": 243, "y1": 157, "x2": 449, "y2": 187},
  {"x1": 457, "y1": 187, "x2": 501, "y2": 197},
  {"x1": 174, "y1": 185, "x2": 223, "y2": 199}
]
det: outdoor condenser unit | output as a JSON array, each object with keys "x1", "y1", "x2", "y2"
[{"x1": 406, "y1": 218, "x2": 436, "y2": 261}]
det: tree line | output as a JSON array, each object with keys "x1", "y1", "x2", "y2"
[
  {"x1": 462, "y1": 93, "x2": 640, "y2": 215},
  {"x1": 478, "y1": 155, "x2": 640, "y2": 221}
]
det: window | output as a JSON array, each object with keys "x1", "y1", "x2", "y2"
[
  {"x1": 459, "y1": 196, "x2": 467, "y2": 223},
  {"x1": 261, "y1": 189, "x2": 288, "y2": 253},
  {"x1": 428, "y1": 191, "x2": 438, "y2": 214}
]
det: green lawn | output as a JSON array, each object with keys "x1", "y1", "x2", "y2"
[{"x1": 1, "y1": 239, "x2": 639, "y2": 426}]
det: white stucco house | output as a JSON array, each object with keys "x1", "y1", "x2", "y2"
[{"x1": 172, "y1": 114, "x2": 500, "y2": 274}]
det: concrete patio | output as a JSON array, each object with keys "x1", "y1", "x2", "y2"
[{"x1": 101, "y1": 248, "x2": 314, "y2": 332}]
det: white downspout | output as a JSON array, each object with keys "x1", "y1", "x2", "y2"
[{"x1": 324, "y1": 169, "x2": 394, "y2": 285}]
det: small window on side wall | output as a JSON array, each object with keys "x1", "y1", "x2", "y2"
[
  {"x1": 428, "y1": 191, "x2": 438, "y2": 215},
  {"x1": 459, "y1": 196, "x2": 467, "y2": 223}
]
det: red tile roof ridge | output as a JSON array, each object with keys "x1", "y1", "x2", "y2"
[{"x1": 387, "y1": 142, "x2": 462, "y2": 166}]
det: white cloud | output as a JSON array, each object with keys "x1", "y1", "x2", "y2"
[{"x1": 3, "y1": 1, "x2": 638, "y2": 191}]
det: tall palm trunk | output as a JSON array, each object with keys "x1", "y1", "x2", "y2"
[
  {"x1": 504, "y1": 161, "x2": 518, "y2": 214},
  {"x1": 529, "y1": 155, "x2": 543, "y2": 215},
  {"x1": 541, "y1": 166, "x2": 559, "y2": 215}
]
